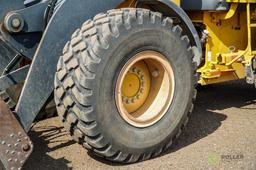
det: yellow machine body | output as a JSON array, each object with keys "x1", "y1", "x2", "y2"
[
  {"x1": 193, "y1": 0, "x2": 256, "y2": 85},
  {"x1": 120, "y1": 0, "x2": 256, "y2": 86}
]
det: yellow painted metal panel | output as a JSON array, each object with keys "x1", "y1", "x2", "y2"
[
  {"x1": 118, "y1": 0, "x2": 256, "y2": 86},
  {"x1": 197, "y1": 10, "x2": 248, "y2": 85},
  {"x1": 227, "y1": 0, "x2": 256, "y2": 3},
  {"x1": 172, "y1": 0, "x2": 180, "y2": 6}
]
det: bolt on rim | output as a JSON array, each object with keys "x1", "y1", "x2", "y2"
[{"x1": 115, "y1": 51, "x2": 175, "y2": 128}]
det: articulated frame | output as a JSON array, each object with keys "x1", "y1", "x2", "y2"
[{"x1": 192, "y1": 1, "x2": 256, "y2": 85}]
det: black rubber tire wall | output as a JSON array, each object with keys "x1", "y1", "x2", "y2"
[{"x1": 54, "y1": 8, "x2": 197, "y2": 163}]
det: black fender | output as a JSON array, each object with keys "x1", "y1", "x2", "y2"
[
  {"x1": 160, "y1": 0, "x2": 202, "y2": 53},
  {"x1": 138, "y1": 0, "x2": 202, "y2": 65},
  {"x1": 16, "y1": 0, "x2": 124, "y2": 131}
]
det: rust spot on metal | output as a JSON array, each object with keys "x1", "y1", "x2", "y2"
[{"x1": 0, "y1": 99, "x2": 33, "y2": 170}]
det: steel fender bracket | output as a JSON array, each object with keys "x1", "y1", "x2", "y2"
[
  {"x1": 0, "y1": 100, "x2": 33, "y2": 170},
  {"x1": 15, "y1": 0, "x2": 123, "y2": 131},
  {"x1": 0, "y1": 65, "x2": 30, "y2": 91}
]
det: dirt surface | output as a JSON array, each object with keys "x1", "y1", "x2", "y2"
[{"x1": 23, "y1": 81, "x2": 256, "y2": 170}]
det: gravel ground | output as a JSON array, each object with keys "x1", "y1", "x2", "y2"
[{"x1": 23, "y1": 81, "x2": 256, "y2": 170}]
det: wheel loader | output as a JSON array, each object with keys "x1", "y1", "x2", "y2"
[{"x1": 0, "y1": 0, "x2": 255, "y2": 169}]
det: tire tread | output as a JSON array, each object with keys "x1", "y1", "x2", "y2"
[{"x1": 54, "y1": 8, "x2": 198, "y2": 163}]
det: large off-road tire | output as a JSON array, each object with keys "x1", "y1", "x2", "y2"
[{"x1": 54, "y1": 8, "x2": 197, "y2": 163}]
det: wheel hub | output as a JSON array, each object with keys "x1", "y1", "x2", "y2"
[
  {"x1": 122, "y1": 73, "x2": 140, "y2": 98},
  {"x1": 121, "y1": 61, "x2": 151, "y2": 113},
  {"x1": 116, "y1": 51, "x2": 175, "y2": 128}
]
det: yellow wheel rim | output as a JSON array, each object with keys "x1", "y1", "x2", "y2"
[{"x1": 115, "y1": 51, "x2": 175, "y2": 127}]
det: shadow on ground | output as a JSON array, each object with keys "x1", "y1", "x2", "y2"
[
  {"x1": 169, "y1": 81, "x2": 256, "y2": 152},
  {"x1": 23, "y1": 126, "x2": 75, "y2": 170},
  {"x1": 24, "y1": 80, "x2": 256, "y2": 168}
]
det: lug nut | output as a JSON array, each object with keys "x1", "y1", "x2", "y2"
[
  {"x1": 152, "y1": 70, "x2": 159, "y2": 77},
  {"x1": 132, "y1": 67, "x2": 137, "y2": 72},
  {"x1": 141, "y1": 82, "x2": 145, "y2": 87},
  {"x1": 125, "y1": 99, "x2": 130, "y2": 104}
]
